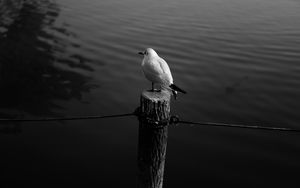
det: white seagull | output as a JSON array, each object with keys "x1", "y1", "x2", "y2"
[{"x1": 138, "y1": 48, "x2": 186, "y2": 99}]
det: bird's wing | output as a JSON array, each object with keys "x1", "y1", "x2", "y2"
[{"x1": 157, "y1": 57, "x2": 173, "y2": 84}]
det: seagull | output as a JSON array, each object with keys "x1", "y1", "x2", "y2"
[{"x1": 138, "y1": 48, "x2": 186, "y2": 99}]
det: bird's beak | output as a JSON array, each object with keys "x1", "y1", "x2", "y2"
[{"x1": 138, "y1": 52, "x2": 144, "y2": 55}]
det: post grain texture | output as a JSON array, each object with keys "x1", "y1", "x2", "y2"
[{"x1": 137, "y1": 90, "x2": 171, "y2": 188}]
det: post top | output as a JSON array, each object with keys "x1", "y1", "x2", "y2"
[{"x1": 142, "y1": 90, "x2": 171, "y2": 102}]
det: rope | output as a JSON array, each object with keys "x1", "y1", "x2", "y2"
[
  {"x1": 1, "y1": 110, "x2": 300, "y2": 133},
  {"x1": 169, "y1": 116, "x2": 300, "y2": 133},
  {"x1": 0, "y1": 113, "x2": 135, "y2": 122}
]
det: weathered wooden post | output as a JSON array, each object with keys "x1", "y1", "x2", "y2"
[{"x1": 137, "y1": 90, "x2": 171, "y2": 188}]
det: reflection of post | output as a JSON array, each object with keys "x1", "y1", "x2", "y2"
[{"x1": 137, "y1": 90, "x2": 171, "y2": 188}]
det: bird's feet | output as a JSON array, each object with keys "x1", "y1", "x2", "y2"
[{"x1": 148, "y1": 83, "x2": 161, "y2": 92}]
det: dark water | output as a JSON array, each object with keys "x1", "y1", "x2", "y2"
[{"x1": 1, "y1": 0, "x2": 300, "y2": 187}]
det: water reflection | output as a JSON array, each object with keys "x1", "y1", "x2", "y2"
[{"x1": 0, "y1": 0, "x2": 94, "y2": 117}]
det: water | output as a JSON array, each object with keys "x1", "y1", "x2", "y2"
[{"x1": 1, "y1": 0, "x2": 300, "y2": 187}]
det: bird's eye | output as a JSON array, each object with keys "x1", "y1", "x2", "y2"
[{"x1": 144, "y1": 51, "x2": 147, "y2": 55}]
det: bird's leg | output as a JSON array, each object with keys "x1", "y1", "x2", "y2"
[
  {"x1": 148, "y1": 82, "x2": 155, "y2": 92},
  {"x1": 157, "y1": 85, "x2": 162, "y2": 92},
  {"x1": 149, "y1": 82, "x2": 162, "y2": 92},
  {"x1": 151, "y1": 82, "x2": 154, "y2": 92}
]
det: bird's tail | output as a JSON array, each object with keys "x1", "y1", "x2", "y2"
[
  {"x1": 172, "y1": 90, "x2": 178, "y2": 100},
  {"x1": 169, "y1": 84, "x2": 187, "y2": 94}
]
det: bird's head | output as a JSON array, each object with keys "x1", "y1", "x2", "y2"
[{"x1": 138, "y1": 48, "x2": 158, "y2": 58}]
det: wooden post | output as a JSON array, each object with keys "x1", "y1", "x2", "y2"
[{"x1": 137, "y1": 90, "x2": 171, "y2": 188}]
